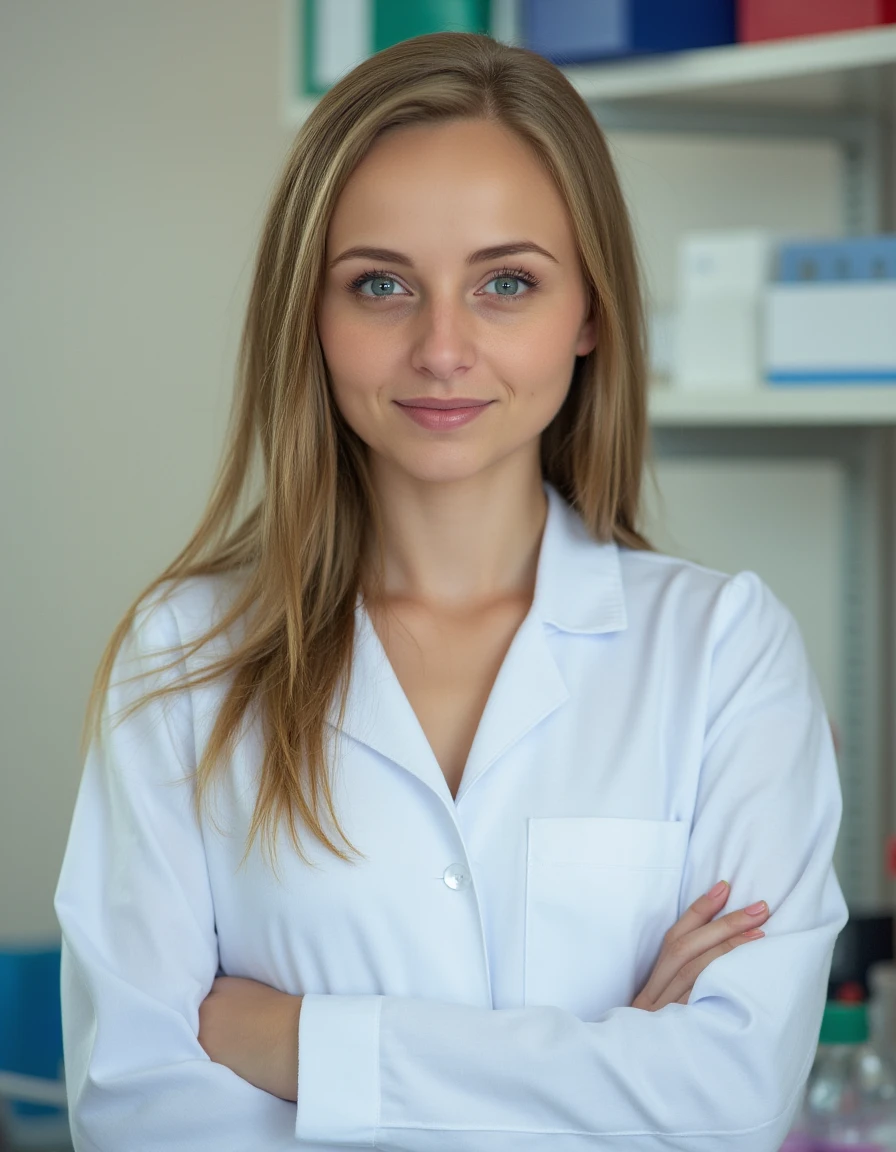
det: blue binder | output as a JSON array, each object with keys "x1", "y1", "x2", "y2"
[{"x1": 521, "y1": 0, "x2": 736, "y2": 65}]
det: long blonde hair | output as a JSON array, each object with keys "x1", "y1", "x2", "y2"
[{"x1": 81, "y1": 31, "x2": 653, "y2": 882}]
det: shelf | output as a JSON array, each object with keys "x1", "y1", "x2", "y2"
[
  {"x1": 648, "y1": 381, "x2": 896, "y2": 426},
  {"x1": 284, "y1": 24, "x2": 896, "y2": 132},
  {"x1": 565, "y1": 25, "x2": 896, "y2": 107}
]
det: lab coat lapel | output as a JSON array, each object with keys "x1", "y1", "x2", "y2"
[
  {"x1": 454, "y1": 609, "x2": 569, "y2": 800},
  {"x1": 329, "y1": 598, "x2": 449, "y2": 799},
  {"x1": 325, "y1": 481, "x2": 627, "y2": 803},
  {"x1": 454, "y1": 482, "x2": 629, "y2": 799}
]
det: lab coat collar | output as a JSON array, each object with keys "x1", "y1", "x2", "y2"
[
  {"x1": 328, "y1": 480, "x2": 627, "y2": 804},
  {"x1": 532, "y1": 480, "x2": 628, "y2": 636}
]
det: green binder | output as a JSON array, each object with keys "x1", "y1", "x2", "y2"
[
  {"x1": 301, "y1": 0, "x2": 490, "y2": 97},
  {"x1": 374, "y1": 0, "x2": 490, "y2": 51}
]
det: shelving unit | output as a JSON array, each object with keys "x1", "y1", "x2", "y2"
[
  {"x1": 649, "y1": 382, "x2": 896, "y2": 427},
  {"x1": 283, "y1": 18, "x2": 895, "y2": 243},
  {"x1": 573, "y1": 25, "x2": 894, "y2": 913},
  {"x1": 563, "y1": 25, "x2": 896, "y2": 104},
  {"x1": 283, "y1": 7, "x2": 895, "y2": 911}
]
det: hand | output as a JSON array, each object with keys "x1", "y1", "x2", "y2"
[
  {"x1": 197, "y1": 974, "x2": 303, "y2": 1102},
  {"x1": 630, "y1": 882, "x2": 769, "y2": 1012}
]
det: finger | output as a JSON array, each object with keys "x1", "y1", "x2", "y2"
[
  {"x1": 638, "y1": 900, "x2": 770, "y2": 1007},
  {"x1": 632, "y1": 883, "x2": 731, "y2": 1005},
  {"x1": 657, "y1": 930, "x2": 764, "y2": 1008},
  {"x1": 662, "y1": 882, "x2": 732, "y2": 948},
  {"x1": 654, "y1": 930, "x2": 760, "y2": 1004},
  {"x1": 643, "y1": 904, "x2": 769, "y2": 1006}
]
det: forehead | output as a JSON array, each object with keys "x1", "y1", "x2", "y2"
[{"x1": 325, "y1": 119, "x2": 576, "y2": 259}]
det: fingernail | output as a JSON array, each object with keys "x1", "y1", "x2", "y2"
[
  {"x1": 708, "y1": 880, "x2": 729, "y2": 898},
  {"x1": 745, "y1": 901, "x2": 767, "y2": 916}
]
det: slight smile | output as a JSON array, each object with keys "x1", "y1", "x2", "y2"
[{"x1": 393, "y1": 400, "x2": 494, "y2": 430}]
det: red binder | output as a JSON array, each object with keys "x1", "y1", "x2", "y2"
[{"x1": 737, "y1": 0, "x2": 896, "y2": 43}]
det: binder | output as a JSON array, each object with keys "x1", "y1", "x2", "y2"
[
  {"x1": 302, "y1": 0, "x2": 489, "y2": 96},
  {"x1": 520, "y1": 0, "x2": 736, "y2": 65},
  {"x1": 738, "y1": 0, "x2": 896, "y2": 44}
]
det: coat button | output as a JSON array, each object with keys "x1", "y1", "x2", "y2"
[{"x1": 443, "y1": 863, "x2": 471, "y2": 890}]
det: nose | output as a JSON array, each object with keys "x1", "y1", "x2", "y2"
[{"x1": 409, "y1": 292, "x2": 477, "y2": 380}]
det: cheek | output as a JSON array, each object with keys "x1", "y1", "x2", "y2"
[
  {"x1": 318, "y1": 300, "x2": 361, "y2": 380},
  {"x1": 508, "y1": 342, "x2": 578, "y2": 411},
  {"x1": 318, "y1": 306, "x2": 393, "y2": 410}
]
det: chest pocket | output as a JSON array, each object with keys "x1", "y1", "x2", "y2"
[{"x1": 524, "y1": 816, "x2": 689, "y2": 1020}]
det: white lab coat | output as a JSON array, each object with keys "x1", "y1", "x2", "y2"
[{"x1": 54, "y1": 479, "x2": 849, "y2": 1152}]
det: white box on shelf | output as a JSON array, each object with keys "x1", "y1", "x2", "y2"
[
  {"x1": 765, "y1": 283, "x2": 896, "y2": 384},
  {"x1": 673, "y1": 230, "x2": 777, "y2": 392},
  {"x1": 679, "y1": 230, "x2": 777, "y2": 296},
  {"x1": 647, "y1": 307, "x2": 677, "y2": 378},
  {"x1": 676, "y1": 296, "x2": 761, "y2": 391}
]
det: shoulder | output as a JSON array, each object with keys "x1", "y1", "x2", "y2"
[
  {"x1": 618, "y1": 545, "x2": 734, "y2": 608},
  {"x1": 137, "y1": 571, "x2": 247, "y2": 631},
  {"x1": 131, "y1": 571, "x2": 250, "y2": 668},
  {"x1": 618, "y1": 547, "x2": 801, "y2": 657},
  {"x1": 617, "y1": 550, "x2": 819, "y2": 729}
]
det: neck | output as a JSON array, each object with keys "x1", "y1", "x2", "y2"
[{"x1": 362, "y1": 462, "x2": 548, "y2": 614}]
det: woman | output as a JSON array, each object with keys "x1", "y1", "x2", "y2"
[{"x1": 54, "y1": 31, "x2": 848, "y2": 1151}]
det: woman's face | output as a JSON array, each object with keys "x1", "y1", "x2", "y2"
[{"x1": 317, "y1": 118, "x2": 596, "y2": 487}]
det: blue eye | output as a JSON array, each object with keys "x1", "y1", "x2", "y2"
[
  {"x1": 482, "y1": 269, "x2": 540, "y2": 298},
  {"x1": 346, "y1": 266, "x2": 540, "y2": 301},
  {"x1": 348, "y1": 271, "x2": 408, "y2": 298}
]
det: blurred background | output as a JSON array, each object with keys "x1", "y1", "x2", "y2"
[{"x1": 2, "y1": 1, "x2": 895, "y2": 1147}]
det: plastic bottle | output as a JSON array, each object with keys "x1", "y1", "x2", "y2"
[
  {"x1": 869, "y1": 962, "x2": 896, "y2": 1067},
  {"x1": 790, "y1": 1001, "x2": 896, "y2": 1150},
  {"x1": 779, "y1": 1132, "x2": 815, "y2": 1152}
]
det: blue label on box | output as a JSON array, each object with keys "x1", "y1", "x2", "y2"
[
  {"x1": 768, "y1": 371, "x2": 896, "y2": 384},
  {"x1": 777, "y1": 235, "x2": 896, "y2": 282}
]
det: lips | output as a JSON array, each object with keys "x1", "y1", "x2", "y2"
[
  {"x1": 396, "y1": 402, "x2": 492, "y2": 430},
  {"x1": 396, "y1": 400, "x2": 490, "y2": 410}
]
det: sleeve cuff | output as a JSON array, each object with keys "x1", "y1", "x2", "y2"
[{"x1": 294, "y1": 993, "x2": 382, "y2": 1145}]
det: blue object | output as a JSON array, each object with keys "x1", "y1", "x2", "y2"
[
  {"x1": 777, "y1": 235, "x2": 896, "y2": 283},
  {"x1": 520, "y1": 0, "x2": 736, "y2": 65},
  {"x1": 0, "y1": 944, "x2": 66, "y2": 1121},
  {"x1": 768, "y1": 371, "x2": 896, "y2": 384}
]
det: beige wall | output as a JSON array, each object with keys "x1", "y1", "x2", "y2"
[
  {"x1": 2, "y1": 1, "x2": 846, "y2": 939},
  {"x1": 2, "y1": 1, "x2": 295, "y2": 940}
]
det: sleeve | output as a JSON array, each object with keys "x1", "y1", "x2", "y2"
[
  {"x1": 293, "y1": 571, "x2": 850, "y2": 1151},
  {"x1": 53, "y1": 593, "x2": 302, "y2": 1152}
]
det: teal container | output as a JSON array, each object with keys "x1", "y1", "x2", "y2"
[
  {"x1": 301, "y1": 0, "x2": 490, "y2": 97},
  {"x1": 374, "y1": 0, "x2": 490, "y2": 51},
  {"x1": 0, "y1": 945, "x2": 66, "y2": 1121}
]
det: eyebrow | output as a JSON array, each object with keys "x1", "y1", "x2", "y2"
[{"x1": 327, "y1": 241, "x2": 559, "y2": 270}]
